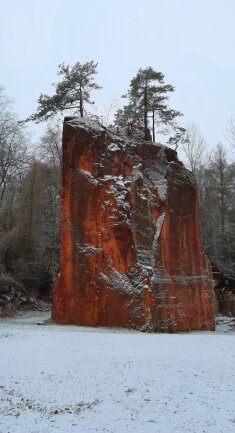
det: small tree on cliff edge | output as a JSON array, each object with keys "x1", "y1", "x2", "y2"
[
  {"x1": 115, "y1": 67, "x2": 184, "y2": 142},
  {"x1": 25, "y1": 61, "x2": 101, "y2": 123}
]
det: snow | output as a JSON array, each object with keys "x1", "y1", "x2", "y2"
[
  {"x1": 156, "y1": 182, "x2": 167, "y2": 201},
  {"x1": 76, "y1": 243, "x2": 102, "y2": 256},
  {"x1": 215, "y1": 315, "x2": 235, "y2": 333},
  {"x1": 128, "y1": 165, "x2": 143, "y2": 183},
  {"x1": 99, "y1": 261, "x2": 147, "y2": 296},
  {"x1": 108, "y1": 143, "x2": 122, "y2": 152},
  {"x1": 0, "y1": 313, "x2": 235, "y2": 433},
  {"x1": 78, "y1": 169, "x2": 98, "y2": 186},
  {"x1": 105, "y1": 176, "x2": 130, "y2": 215},
  {"x1": 66, "y1": 117, "x2": 105, "y2": 137},
  {"x1": 151, "y1": 212, "x2": 165, "y2": 266},
  {"x1": 106, "y1": 266, "x2": 136, "y2": 295}
]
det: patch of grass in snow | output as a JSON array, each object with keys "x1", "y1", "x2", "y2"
[
  {"x1": 0, "y1": 332, "x2": 13, "y2": 338},
  {"x1": 50, "y1": 399, "x2": 102, "y2": 416},
  {"x1": 124, "y1": 387, "x2": 136, "y2": 394},
  {"x1": 76, "y1": 399, "x2": 101, "y2": 414},
  {"x1": 1, "y1": 384, "x2": 102, "y2": 418}
]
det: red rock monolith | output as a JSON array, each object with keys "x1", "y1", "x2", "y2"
[{"x1": 52, "y1": 118, "x2": 215, "y2": 332}]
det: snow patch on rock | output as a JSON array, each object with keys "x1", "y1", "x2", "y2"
[
  {"x1": 78, "y1": 169, "x2": 98, "y2": 186},
  {"x1": 76, "y1": 243, "x2": 102, "y2": 256},
  {"x1": 108, "y1": 143, "x2": 122, "y2": 152}
]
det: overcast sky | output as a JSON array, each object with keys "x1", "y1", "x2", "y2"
[{"x1": 1, "y1": 0, "x2": 235, "y2": 150}]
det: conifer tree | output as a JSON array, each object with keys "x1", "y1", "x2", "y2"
[
  {"x1": 115, "y1": 67, "x2": 184, "y2": 142},
  {"x1": 26, "y1": 61, "x2": 101, "y2": 123}
]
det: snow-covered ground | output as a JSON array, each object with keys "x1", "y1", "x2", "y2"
[{"x1": 0, "y1": 313, "x2": 235, "y2": 433}]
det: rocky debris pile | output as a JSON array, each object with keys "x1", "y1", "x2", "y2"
[
  {"x1": 52, "y1": 117, "x2": 215, "y2": 332},
  {"x1": 215, "y1": 315, "x2": 235, "y2": 332},
  {"x1": 0, "y1": 275, "x2": 51, "y2": 318}
]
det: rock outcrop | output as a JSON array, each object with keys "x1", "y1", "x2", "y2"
[{"x1": 52, "y1": 118, "x2": 215, "y2": 332}]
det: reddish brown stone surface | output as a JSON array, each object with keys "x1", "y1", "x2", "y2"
[{"x1": 52, "y1": 118, "x2": 215, "y2": 332}]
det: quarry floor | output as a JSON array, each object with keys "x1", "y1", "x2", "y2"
[{"x1": 0, "y1": 313, "x2": 234, "y2": 433}]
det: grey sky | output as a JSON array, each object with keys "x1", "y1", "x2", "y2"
[{"x1": 1, "y1": 0, "x2": 235, "y2": 149}]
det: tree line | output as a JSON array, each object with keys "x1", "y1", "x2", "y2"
[
  {"x1": 183, "y1": 123, "x2": 235, "y2": 276},
  {"x1": 0, "y1": 60, "x2": 234, "y2": 300},
  {"x1": 0, "y1": 89, "x2": 61, "y2": 297}
]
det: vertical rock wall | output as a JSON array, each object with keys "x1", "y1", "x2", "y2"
[{"x1": 52, "y1": 118, "x2": 215, "y2": 332}]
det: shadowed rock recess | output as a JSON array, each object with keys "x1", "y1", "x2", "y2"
[{"x1": 52, "y1": 118, "x2": 215, "y2": 332}]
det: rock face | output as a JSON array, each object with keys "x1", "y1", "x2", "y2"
[{"x1": 52, "y1": 118, "x2": 215, "y2": 332}]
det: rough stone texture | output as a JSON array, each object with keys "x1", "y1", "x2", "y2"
[
  {"x1": 52, "y1": 118, "x2": 215, "y2": 332},
  {"x1": 0, "y1": 275, "x2": 50, "y2": 318}
]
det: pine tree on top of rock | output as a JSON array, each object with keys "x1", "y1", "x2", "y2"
[
  {"x1": 114, "y1": 66, "x2": 185, "y2": 143},
  {"x1": 25, "y1": 61, "x2": 101, "y2": 123}
]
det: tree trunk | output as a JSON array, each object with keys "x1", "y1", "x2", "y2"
[
  {"x1": 152, "y1": 107, "x2": 155, "y2": 143},
  {"x1": 144, "y1": 87, "x2": 148, "y2": 140},
  {"x1": 28, "y1": 159, "x2": 36, "y2": 252},
  {"x1": 79, "y1": 85, "x2": 84, "y2": 118},
  {"x1": 0, "y1": 181, "x2": 6, "y2": 208}
]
